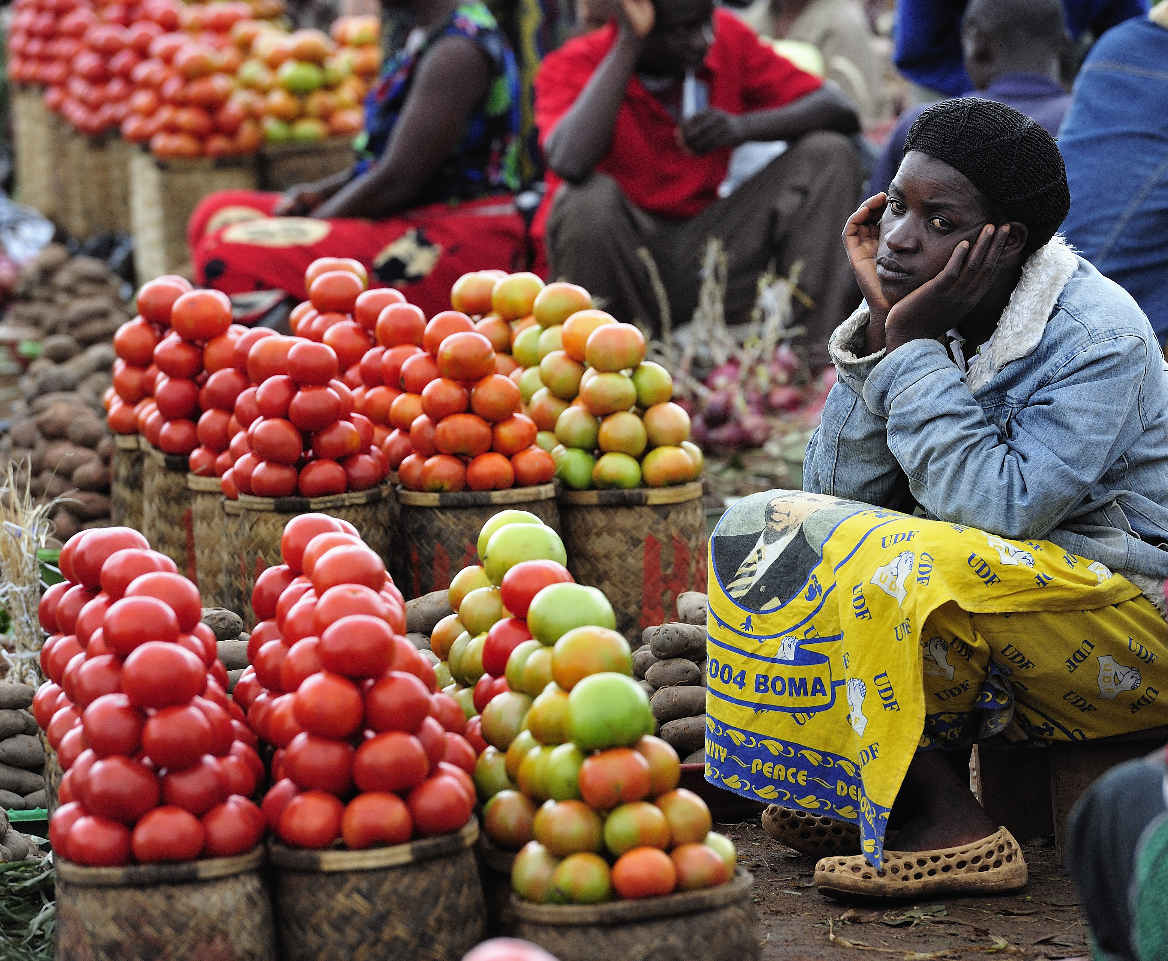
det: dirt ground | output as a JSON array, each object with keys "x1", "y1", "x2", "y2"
[{"x1": 720, "y1": 819, "x2": 1089, "y2": 961}]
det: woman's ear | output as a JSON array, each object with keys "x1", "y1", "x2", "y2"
[{"x1": 1002, "y1": 221, "x2": 1029, "y2": 260}]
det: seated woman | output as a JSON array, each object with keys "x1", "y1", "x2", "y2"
[
  {"x1": 187, "y1": 0, "x2": 527, "y2": 315},
  {"x1": 704, "y1": 97, "x2": 1168, "y2": 899}
]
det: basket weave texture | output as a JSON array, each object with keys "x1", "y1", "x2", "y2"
[
  {"x1": 188, "y1": 474, "x2": 227, "y2": 608},
  {"x1": 110, "y1": 436, "x2": 144, "y2": 531},
  {"x1": 12, "y1": 89, "x2": 55, "y2": 218},
  {"x1": 224, "y1": 485, "x2": 396, "y2": 623},
  {"x1": 557, "y1": 482, "x2": 708, "y2": 644},
  {"x1": 59, "y1": 131, "x2": 132, "y2": 238},
  {"x1": 141, "y1": 447, "x2": 195, "y2": 580},
  {"x1": 258, "y1": 138, "x2": 356, "y2": 191},
  {"x1": 511, "y1": 869, "x2": 759, "y2": 961},
  {"x1": 129, "y1": 149, "x2": 258, "y2": 282},
  {"x1": 54, "y1": 848, "x2": 277, "y2": 961},
  {"x1": 269, "y1": 819, "x2": 486, "y2": 961},
  {"x1": 396, "y1": 484, "x2": 559, "y2": 599}
]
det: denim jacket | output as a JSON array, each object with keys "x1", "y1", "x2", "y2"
[{"x1": 804, "y1": 236, "x2": 1168, "y2": 592}]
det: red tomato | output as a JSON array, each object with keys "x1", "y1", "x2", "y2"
[
  {"x1": 288, "y1": 340, "x2": 340, "y2": 386},
  {"x1": 122, "y1": 642, "x2": 206, "y2": 709},
  {"x1": 364, "y1": 671, "x2": 431, "y2": 734},
  {"x1": 161, "y1": 754, "x2": 228, "y2": 815},
  {"x1": 43, "y1": 635, "x2": 82, "y2": 687},
  {"x1": 57, "y1": 724, "x2": 89, "y2": 771},
  {"x1": 343, "y1": 452, "x2": 384, "y2": 492},
  {"x1": 251, "y1": 461, "x2": 301, "y2": 498},
  {"x1": 80, "y1": 755, "x2": 160, "y2": 825},
  {"x1": 81, "y1": 693, "x2": 145, "y2": 759},
  {"x1": 99, "y1": 548, "x2": 177, "y2": 600},
  {"x1": 255, "y1": 374, "x2": 297, "y2": 419},
  {"x1": 342, "y1": 791, "x2": 413, "y2": 849},
  {"x1": 279, "y1": 515, "x2": 346, "y2": 573},
  {"x1": 299, "y1": 533, "x2": 363, "y2": 579},
  {"x1": 246, "y1": 335, "x2": 295, "y2": 384},
  {"x1": 429, "y1": 692, "x2": 466, "y2": 734},
  {"x1": 218, "y1": 748, "x2": 261, "y2": 798},
  {"x1": 114, "y1": 316, "x2": 160, "y2": 366},
  {"x1": 415, "y1": 715, "x2": 447, "y2": 767},
  {"x1": 71, "y1": 528, "x2": 150, "y2": 589},
  {"x1": 441, "y1": 731, "x2": 477, "y2": 773},
  {"x1": 289, "y1": 386, "x2": 342, "y2": 432},
  {"x1": 38, "y1": 581, "x2": 69, "y2": 634},
  {"x1": 137, "y1": 274, "x2": 192, "y2": 326},
  {"x1": 355, "y1": 288, "x2": 406, "y2": 332},
  {"x1": 310, "y1": 546, "x2": 386, "y2": 594},
  {"x1": 154, "y1": 331, "x2": 204, "y2": 379},
  {"x1": 262, "y1": 778, "x2": 300, "y2": 830},
  {"x1": 375, "y1": 302, "x2": 425, "y2": 348},
  {"x1": 71, "y1": 655, "x2": 123, "y2": 710},
  {"x1": 353, "y1": 731, "x2": 429, "y2": 793},
  {"x1": 252, "y1": 564, "x2": 295, "y2": 618},
  {"x1": 102, "y1": 596, "x2": 180, "y2": 657},
  {"x1": 201, "y1": 367, "x2": 249, "y2": 411},
  {"x1": 32, "y1": 681, "x2": 64, "y2": 731},
  {"x1": 407, "y1": 773, "x2": 473, "y2": 836},
  {"x1": 284, "y1": 732, "x2": 354, "y2": 795},
  {"x1": 499, "y1": 561, "x2": 575, "y2": 620},
  {"x1": 141, "y1": 703, "x2": 214, "y2": 770},
  {"x1": 252, "y1": 639, "x2": 289, "y2": 693},
  {"x1": 158, "y1": 418, "x2": 199, "y2": 456},
  {"x1": 381, "y1": 344, "x2": 423, "y2": 388},
  {"x1": 169, "y1": 289, "x2": 231, "y2": 342},
  {"x1": 423, "y1": 310, "x2": 475, "y2": 356},
  {"x1": 247, "y1": 417, "x2": 302, "y2": 465},
  {"x1": 123, "y1": 571, "x2": 202, "y2": 632},
  {"x1": 49, "y1": 801, "x2": 86, "y2": 862},
  {"x1": 436, "y1": 761, "x2": 477, "y2": 809},
  {"x1": 318, "y1": 614, "x2": 394, "y2": 679},
  {"x1": 202, "y1": 795, "x2": 265, "y2": 857},
  {"x1": 293, "y1": 671, "x2": 364, "y2": 739},
  {"x1": 66, "y1": 815, "x2": 133, "y2": 866},
  {"x1": 280, "y1": 636, "x2": 324, "y2": 693},
  {"x1": 310, "y1": 419, "x2": 361, "y2": 461},
  {"x1": 266, "y1": 693, "x2": 304, "y2": 748},
  {"x1": 74, "y1": 593, "x2": 110, "y2": 648},
  {"x1": 132, "y1": 806, "x2": 205, "y2": 862},
  {"x1": 309, "y1": 270, "x2": 364, "y2": 314},
  {"x1": 277, "y1": 790, "x2": 343, "y2": 849},
  {"x1": 463, "y1": 716, "x2": 489, "y2": 755},
  {"x1": 153, "y1": 375, "x2": 200, "y2": 419},
  {"x1": 482, "y1": 617, "x2": 534, "y2": 676},
  {"x1": 312, "y1": 584, "x2": 388, "y2": 633}
]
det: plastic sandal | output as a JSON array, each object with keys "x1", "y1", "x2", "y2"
[
  {"x1": 814, "y1": 826, "x2": 1028, "y2": 899},
  {"x1": 761, "y1": 805, "x2": 860, "y2": 857}
]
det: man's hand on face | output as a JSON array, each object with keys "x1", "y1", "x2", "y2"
[
  {"x1": 617, "y1": 0, "x2": 655, "y2": 39},
  {"x1": 678, "y1": 108, "x2": 742, "y2": 154}
]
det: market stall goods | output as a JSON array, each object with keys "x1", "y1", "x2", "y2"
[
  {"x1": 0, "y1": 807, "x2": 39, "y2": 862},
  {"x1": 33, "y1": 526, "x2": 267, "y2": 868},
  {"x1": 0, "y1": 681, "x2": 46, "y2": 812}
]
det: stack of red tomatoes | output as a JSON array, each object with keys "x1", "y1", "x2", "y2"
[
  {"x1": 366, "y1": 297, "x2": 555, "y2": 494},
  {"x1": 232, "y1": 514, "x2": 479, "y2": 849},
  {"x1": 7, "y1": 0, "x2": 97, "y2": 91},
  {"x1": 34, "y1": 527, "x2": 265, "y2": 867}
]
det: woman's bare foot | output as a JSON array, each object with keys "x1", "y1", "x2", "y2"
[{"x1": 887, "y1": 750, "x2": 998, "y2": 851}]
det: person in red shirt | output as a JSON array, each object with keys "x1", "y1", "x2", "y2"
[{"x1": 534, "y1": 0, "x2": 863, "y2": 365}]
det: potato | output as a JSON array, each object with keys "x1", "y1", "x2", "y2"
[
  {"x1": 53, "y1": 508, "x2": 81, "y2": 540},
  {"x1": 44, "y1": 441, "x2": 97, "y2": 476},
  {"x1": 35, "y1": 402, "x2": 76, "y2": 440},
  {"x1": 41, "y1": 334, "x2": 80, "y2": 363},
  {"x1": 659, "y1": 716, "x2": 706, "y2": 756},
  {"x1": 406, "y1": 590, "x2": 452, "y2": 635},
  {"x1": 0, "y1": 684, "x2": 35, "y2": 710},
  {"x1": 0, "y1": 735, "x2": 45, "y2": 770},
  {"x1": 632, "y1": 647, "x2": 658, "y2": 680},
  {"x1": 645, "y1": 658, "x2": 703, "y2": 689},
  {"x1": 70, "y1": 492, "x2": 111, "y2": 522},
  {"x1": 638, "y1": 679, "x2": 656, "y2": 699},
  {"x1": 202, "y1": 608, "x2": 244, "y2": 642},
  {"x1": 676, "y1": 592, "x2": 708, "y2": 626},
  {"x1": 216, "y1": 640, "x2": 249, "y2": 671},
  {"x1": 73, "y1": 317, "x2": 121, "y2": 348},
  {"x1": 9, "y1": 419, "x2": 38, "y2": 449},
  {"x1": 67, "y1": 416, "x2": 107, "y2": 449},
  {"x1": 0, "y1": 762, "x2": 47, "y2": 796},
  {"x1": 227, "y1": 668, "x2": 245, "y2": 693},
  {"x1": 72, "y1": 459, "x2": 110, "y2": 492},
  {"x1": 683, "y1": 748, "x2": 705, "y2": 764},
  {"x1": 650, "y1": 685, "x2": 706, "y2": 723},
  {"x1": 96, "y1": 434, "x2": 114, "y2": 463},
  {"x1": 0, "y1": 830, "x2": 34, "y2": 862},
  {"x1": 0, "y1": 792, "x2": 24, "y2": 814},
  {"x1": 0, "y1": 710, "x2": 37, "y2": 739},
  {"x1": 646, "y1": 623, "x2": 706, "y2": 661},
  {"x1": 23, "y1": 789, "x2": 47, "y2": 809},
  {"x1": 405, "y1": 632, "x2": 430, "y2": 650}
]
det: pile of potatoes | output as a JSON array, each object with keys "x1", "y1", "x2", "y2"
[
  {"x1": 0, "y1": 809, "x2": 37, "y2": 863},
  {"x1": 203, "y1": 608, "x2": 249, "y2": 692},
  {"x1": 635, "y1": 591, "x2": 708, "y2": 764},
  {"x1": 0, "y1": 681, "x2": 46, "y2": 813},
  {"x1": 0, "y1": 245, "x2": 129, "y2": 539}
]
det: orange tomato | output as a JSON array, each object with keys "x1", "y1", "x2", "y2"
[
  {"x1": 611, "y1": 847, "x2": 677, "y2": 899},
  {"x1": 434, "y1": 413, "x2": 492, "y2": 458},
  {"x1": 511, "y1": 446, "x2": 556, "y2": 486},
  {"x1": 466, "y1": 452, "x2": 515, "y2": 491},
  {"x1": 420, "y1": 454, "x2": 466, "y2": 493}
]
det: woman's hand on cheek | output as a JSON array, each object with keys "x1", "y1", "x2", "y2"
[
  {"x1": 842, "y1": 194, "x2": 892, "y2": 352},
  {"x1": 884, "y1": 223, "x2": 1010, "y2": 352}
]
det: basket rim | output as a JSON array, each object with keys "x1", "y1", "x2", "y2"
[
  {"x1": 558, "y1": 481, "x2": 704, "y2": 507},
  {"x1": 235, "y1": 483, "x2": 390, "y2": 513},
  {"x1": 113, "y1": 433, "x2": 141, "y2": 450},
  {"x1": 510, "y1": 868, "x2": 753, "y2": 925},
  {"x1": 475, "y1": 832, "x2": 517, "y2": 873},
  {"x1": 186, "y1": 473, "x2": 223, "y2": 492},
  {"x1": 142, "y1": 445, "x2": 189, "y2": 472},
  {"x1": 269, "y1": 817, "x2": 479, "y2": 873},
  {"x1": 55, "y1": 846, "x2": 264, "y2": 887},
  {"x1": 396, "y1": 483, "x2": 557, "y2": 508}
]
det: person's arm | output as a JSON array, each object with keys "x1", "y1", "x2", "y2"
[
  {"x1": 273, "y1": 168, "x2": 355, "y2": 216},
  {"x1": 312, "y1": 34, "x2": 491, "y2": 219},
  {"x1": 541, "y1": 0, "x2": 652, "y2": 183},
  {"x1": 864, "y1": 330, "x2": 1148, "y2": 540}
]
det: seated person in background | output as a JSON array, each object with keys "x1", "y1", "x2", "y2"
[
  {"x1": 705, "y1": 98, "x2": 1168, "y2": 899},
  {"x1": 533, "y1": 0, "x2": 862, "y2": 369},
  {"x1": 738, "y1": 0, "x2": 886, "y2": 130},
  {"x1": 868, "y1": 0, "x2": 1071, "y2": 196},
  {"x1": 1058, "y1": 2, "x2": 1168, "y2": 344},
  {"x1": 188, "y1": 0, "x2": 527, "y2": 316},
  {"x1": 891, "y1": 0, "x2": 1147, "y2": 103}
]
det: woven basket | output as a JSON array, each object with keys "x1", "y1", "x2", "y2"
[
  {"x1": 476, "y1": 833, "x2": 517, "y2": 935},
  {"x1": 141, "y1": 447, "x2": 195, "y2": 579},
  {"x1": 557, "y1": 483, "x2": 707, "y2": 644},
  {"x1": 269, "y1": 818, "x2": 486, "y2": 961},
  {"x1": 11, "y1": 88, "x2": 55, "y2": 218},
  {"x1": 396, "y1": 485, "x2": 559, "y2": 599},
  {"x1": 55, "y1": 848, "x2": 277, "y2": 961},
  {"x1": 221, "y1": 497, "x2": 247, "y2": 617},
  {"x1": 42, "y1": 742, "x2": 61, "y2": 817},
  {"x1": 129, "y1": 148, "x2": 259, "y2": 282},
  {"x1": 188, "y1": 473, "x2": 228, "y2": 608},
  {"x1": 110, "y1": 434, "x2": 144, "y2": 531},
  {"x1": 510, "y1": 869, "x2": 758, "y2": 961},
  {"x1": 258, "y1": 138, "x2": 356, "y2": 192},
  {"x1": 226, "y1": 485, "x2": 396, "y2": 623},
  {"x1": 59, "y1": 130, "x2": 133, "y2": 238}
]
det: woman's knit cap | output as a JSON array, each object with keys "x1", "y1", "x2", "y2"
[{"x1": 904, "y1": 97, "x2": 1070, "y2": 246}]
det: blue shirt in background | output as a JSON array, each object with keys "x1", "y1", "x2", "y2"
[{"x1": 1059, "y1": 16, "x2": 1168, "y2": 340}]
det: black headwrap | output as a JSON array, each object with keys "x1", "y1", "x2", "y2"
[{"x1": 903, "y1": 97, "x2": 1070, "y2": 249}]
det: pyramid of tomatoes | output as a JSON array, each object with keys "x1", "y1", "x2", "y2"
[
  {"x1": 35, "y1": 527, "x2": 265, "y2": 867},
  {"x1": 234, "y1": 513, "x2": 478, "y2": 849}
]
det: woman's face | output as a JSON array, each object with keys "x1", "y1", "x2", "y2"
[{"x1": 876, "y1": 151, "x2": 998, "y2": 304}]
